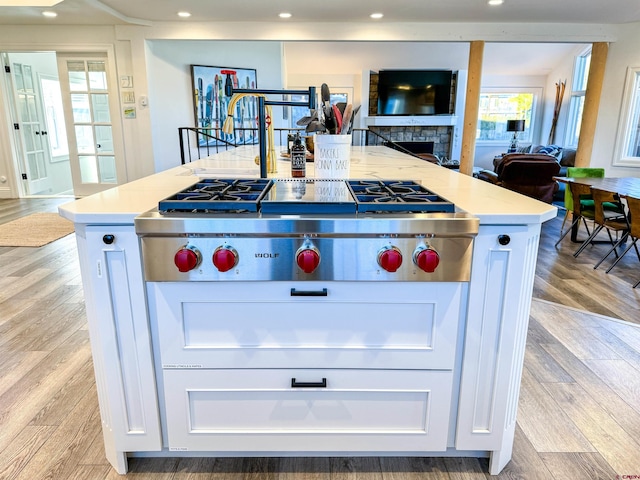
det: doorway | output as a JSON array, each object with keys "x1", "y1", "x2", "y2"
[
  {"x1": 2, "y1": 50, "x2": 126, "y2": 198},
  {"x1": 2, "y1": 52, "x2": 73, "y2": 196}
]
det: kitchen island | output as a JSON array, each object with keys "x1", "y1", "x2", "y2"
[{"x1": 59, "y1": 146, "x2": 556, "y2": 475}]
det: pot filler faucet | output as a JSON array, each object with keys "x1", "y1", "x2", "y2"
[{"x1": 222, "y1": 70, "x2": 316, "y2": 179}]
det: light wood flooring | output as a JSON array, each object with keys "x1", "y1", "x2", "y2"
[{"x1": 1, "y1": 198, "x2": 639, "y2": 479}]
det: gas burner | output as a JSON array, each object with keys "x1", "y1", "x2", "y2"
[
  {"x1": 347, "y1": 180, "x2": 455, "y2": 213},
  {"x1": 159, "y1": 178, "x2": 272, "y2": 213}
]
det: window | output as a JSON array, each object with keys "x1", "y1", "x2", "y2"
[
  {"x1": 565, "y1": 49, "x2": 591, "y2": 148},
  {"x1": 40, "y1": 76, "x2": 69, "y2": 159},
  {"x1": 476, "y1": 88, "x2": 538, "y2": 145},
  {"x1": 613, "y1": 66, "x2": 640, "y2": 167}
]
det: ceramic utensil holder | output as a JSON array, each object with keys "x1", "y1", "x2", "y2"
[{"x1": 313, "y1": 134, "x2": 352, "y2": 178}]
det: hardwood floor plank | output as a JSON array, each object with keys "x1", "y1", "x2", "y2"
[
  {"x1": 516, "y1": 368, "x2": 595, "y2": 453},
  {"x1": 276, "y1": 457, "x2": 331, "y2": 480},
  {"x1": 330, "y1": 457, "x2": 383, "y2": 480},
  {"x1": 597, "y1": 319, "x2": 640, "y2": 355},
  {"x1": 541, "y1": 381, "x2": 640, "y2": 474},
  {"x1": 586, "y1": 326, "x2": 640, "y2": 372},
  {"x1": 523, "y1": 342, "x2": 574, "y2": 383},
  {"x1": 481, "y1": 425, "x2": 553, "y2": 479},
  {"x1": 542, "y1": 342, "x2": 640, "y2": 439},
  {"x1": 531, "y1": 303, "x2": 621, "y2": 360},
  {"x1": 582, "y1": 359, "x2": 640, "y2": 414},
  {"x1": 539, "y1": 452, "x2": 618, "y2": 480},
  {"x1": 442, "y1": 457, "x2": 486, "y2": 479},
  {"x1": 120, "y1": 457, "x2": 179, "y2": 479},
  {"x1": 379, "y1": 456, "x2": 450, "y2": 479},
  {"x1": 0, "y1": 425, "x2": 56, "y2": 480},
  {"x1": 0, "y1": 340, "x2": 92, "y2": 452},
  {"x1": 0, "y1": 351, "x2": 48, "y2": 397},
  {"x1": 28, "y1": 359, "x2": 95, "y2": 426},
  {"x1": 10, "y1": 386, "x2": 104, "y2": 480},
  {"x1": 173, "y1": 457, "x2": 230, "y2": 480},
  {"x1": 65, "y1": 465, "x2": 112, "y2": 480}
]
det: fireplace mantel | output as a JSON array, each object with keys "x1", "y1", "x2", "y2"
[{"x1": 365, "y1": 115, "x2": 458, "y2": 127}]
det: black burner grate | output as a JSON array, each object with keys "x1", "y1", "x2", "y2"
[
  {"x1": 347, "y1": 180, "x2": 455, "y2": 213},
  {"x1": 159, "y1": 179, "x2": 272, "y2": 213}
]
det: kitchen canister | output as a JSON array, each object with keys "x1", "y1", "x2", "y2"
[{"x1": 313, "y1": 134, "x2": 352, "y2": 178}]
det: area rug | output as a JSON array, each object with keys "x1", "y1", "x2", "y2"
[{"x1": 0, "y1": 213, "x2": 74, "y2": 247}]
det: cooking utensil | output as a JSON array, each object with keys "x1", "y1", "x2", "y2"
[
  {"x1": 320, "y1": 83, "x2": 333, "y2": 129},
  {"x1": 347, "y1": 105, "x2": 361, "y2": 134},
  {"x1": 332, "y1": 104, "x2": 343, "y2": 135},
  {"x1": 340, "y1": 104, "x2": 353, "y2": 135},
  {"x1": 306, "y1": 120, "x2": 326, "y2": 134},
  {"x1": 296, "y1": 109, "x2": 317, "y2": 126}
]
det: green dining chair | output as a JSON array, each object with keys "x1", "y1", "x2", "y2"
[
  {"x1": 556, "y1": 167, "x2": 615, "y2": 246},
  {"x1": 564, "y1": 167, "x2": 604, "y2": 211}
]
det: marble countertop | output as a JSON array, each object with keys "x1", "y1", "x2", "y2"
[{"x1": 59, "y1": 146, "x2": 557, "y2": 225}]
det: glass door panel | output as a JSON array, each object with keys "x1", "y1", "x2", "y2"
[
  {"x1": 79, "y1": 156, "x2": 99, "y2": 183},
  {"x1": 57, "y1": 53, "x2": 124, "y2": 195},
  {"x1": 10, "y1": 62, "x2": 52, "y2": 194},
  {"x1": 95, "y1": 125, "x2": 114, "y2": 154},
  {"x1": 75, "y1": 125, "x2": 95, "y2": 154},
  {"x1": 98, "y1": 156, "x2": 116, "y2": 182}
]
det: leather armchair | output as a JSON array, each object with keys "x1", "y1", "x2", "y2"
[{"x1": 477, "y1": 153, "x2": 561, "y2": 203}]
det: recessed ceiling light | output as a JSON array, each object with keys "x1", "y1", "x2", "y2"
[
  {"x1": 279, "y1": 12, "x2": 292, "y2": 19},
  {"x1": 177, "y1": 11, "x2": 191, "y2": 17},
  {"x1": 370, "y1": 13, "x2": 383, "y2": 19},
  {"x1": 488, "y1": 0, "x2": 504, "y2": 5},
  {"x1": 41, "y1": 10, "x2": 57, "y2": 17}
]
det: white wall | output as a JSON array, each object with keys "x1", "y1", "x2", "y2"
[{"x1": 145, "y1": 40, "x2": 285, "y2": 173}]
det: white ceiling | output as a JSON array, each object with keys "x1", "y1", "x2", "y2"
[{"x1": 0, "y1": 0, "x2": 639, "y2": 26}]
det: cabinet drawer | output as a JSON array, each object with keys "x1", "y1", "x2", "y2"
[
  {"x1": 163, "y1": 369, "x2": 453, "y2": 453},
  {"x1": 148, "y1": 281, "x2": 464, "y2": 370}
]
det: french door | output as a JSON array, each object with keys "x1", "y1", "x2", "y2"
[
  {"x1": 7, "y1": 60, "x2": 53, "y2": 195},
  {"x1": 56, "y1": 53, "x2": 126, "y2": 196}
]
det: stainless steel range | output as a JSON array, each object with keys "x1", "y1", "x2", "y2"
[{"x1": 135, "y1": 178, "x2": 479, "y2": 283}]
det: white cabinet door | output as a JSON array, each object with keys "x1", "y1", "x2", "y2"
[
  {"x1": 79, "y1": 225, "x2": 161, "y2": 452},
  {"x1": 456, "y1": 224, "x2": 542, "y2": 456},
  {"x1": 147, "y1": 281, "x2": 464, "y2": 370},
  {"x1": 163, "y1": 368, "x2": 453, "y2": 453}
]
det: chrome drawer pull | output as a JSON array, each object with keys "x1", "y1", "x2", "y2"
[
  {"x1": 291, "y1": 378, "x2": 327, "y2": 388},
  {"x1": 290, "y1": 288, "x2": 328, "y2": 296}
]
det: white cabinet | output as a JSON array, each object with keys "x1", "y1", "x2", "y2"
[
  {"x1": 164, "y1": 369, "x2": 453, "y2": 453},
  {"x1": 147, "y1": 281, "x2": 464, "y2": 455},
  {"x1": 76, "y1": 225, "x2": 161, "y2": 472},
  {"x1": 456, "y1": 224, "x2": 542, "y2": 474},
  {"x1": 147, "y1": 281, "x2": 464, "y2": 370}
]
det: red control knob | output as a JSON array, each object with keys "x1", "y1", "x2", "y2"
[
  {"x1": 213, "y1": 246, "x2": 238, "y2": 272},
  {"x1": 174, "y1": 246, "x2": 201, "y2": 273},
  {"x1": 414, "y1": 247, "x2": 440, "y2": 273},
  {"x1": 296, "y1": 248, "x2": 320, "y2": 274},
  {"x1": 378, "y1": 246, "x2": 403, "y2": 272}
]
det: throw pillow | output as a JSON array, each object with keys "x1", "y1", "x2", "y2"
[{"x1": 538, "y1": 144, "x2": 563, "y2": 160}]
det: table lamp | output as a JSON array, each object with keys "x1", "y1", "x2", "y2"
[{"x1": 506, "y1": 119, "x2": 526, "y2": 153}]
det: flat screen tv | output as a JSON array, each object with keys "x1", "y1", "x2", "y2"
[{"x1": 376, "y1": 69, "x2": 453, "y2": 116}]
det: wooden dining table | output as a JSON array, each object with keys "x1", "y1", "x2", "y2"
[
  {"x1": 553, "y1": 176, "x2": 640, "y2": 242},
  {"x1": 554, "y1": 176, "x2": 640, "y2": 198}
]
